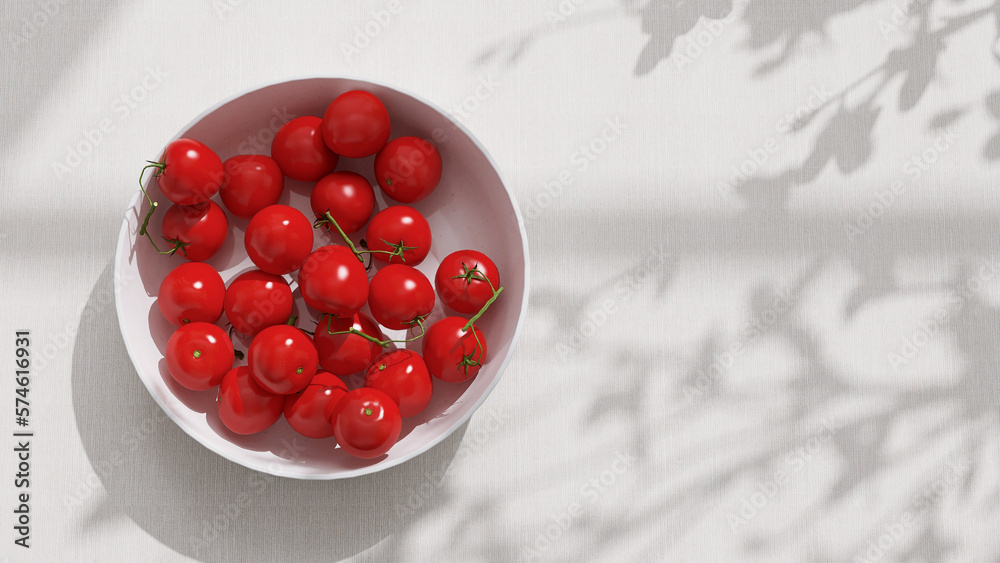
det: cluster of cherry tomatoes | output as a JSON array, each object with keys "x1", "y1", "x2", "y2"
[{"x1": 141, "y1": 90, "x2": 503, "y2": 459}]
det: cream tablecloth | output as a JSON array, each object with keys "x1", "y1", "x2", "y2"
[{"x1": 2, "y1": 0, "x2": 999, "y2": 561}]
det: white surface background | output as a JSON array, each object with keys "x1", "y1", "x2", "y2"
[{"x1": 2, "y1": 0, "x2": 1000, "y2": 561}]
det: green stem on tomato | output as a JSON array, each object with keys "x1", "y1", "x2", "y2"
[
  {"x1": 459, "y1": 326, "x2": 485, "y2": 377},
  {"x1": 322, "y1": 314, "x2": 425, "y2": 348},
  {"x1": 463, "y1": 286, "x2": 503, "y2": 331},
  {"x1": 161, "y1": 238, "x2": 192, "y2": 257},
  {"x1": 137, "y1": 160, "x2": 180, "y2": 254},
  {"x1": 316, "y1": 211, "x2": 365, "y2": 263},
  {"x1": 314, "y1": 212, "x2": 418, "y2": 264},
  {"x1": 456, "y1": 263, "x2": 504, "y2": 332},
  {"x1": 450, "y1": 263, "x2": 502, "y2": 376}
]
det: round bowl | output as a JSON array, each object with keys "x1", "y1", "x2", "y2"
[{"x1": 113, "y1": 76, "x2": 529, "y2": 479}]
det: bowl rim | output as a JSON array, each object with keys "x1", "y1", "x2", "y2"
[{"x1": 113, "y1": 74, "x2": 530, "y2": 479}]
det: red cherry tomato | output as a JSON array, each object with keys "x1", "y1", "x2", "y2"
[
  {"x1": 331, "y1": 388, "x2": 402, "y2": 459},
  {"x1": 368, "y1": 264, "x2": 435, "y2": 330},
  {"x1": 364, "y1": 349, "x2": 433, "y2": 418},
  {"x1": 313, "y1": 313, "x2": 384, "y2": 376},
  {"x1": 165, "y1": 322, "x2": 234, "y2": 391},
  {"x1": 160, "y1": 201, "x2": 229, "y2": 262},
  {"x1": 244, "y1": 204, "x2": 314, "y2": 275},
  {"x1": 435, "y1": 250, "x2": 500, "y2": 315},
  {"x1": 155, "y1": 138, "x2": 224, "y2": 205},
  {"x1": 158, "y1": 262, "x2": 225, "y2": 326},
  {"x1": 310, "y1": 171, "x2": 376, "y2": 234},
  {"x1": 283, "y1": 372, "x2": 348, "y2": 439},
  {"x1": 271, "y1": 116, "x2": 339, "y2": 182},
  {"x1": 297, "y1": 245, "x2": 369, "y2": 317},
  {"x1": 219, "y1": 155, "x2": 284, "y2": 219},
  {"x1": 321, "y1": 90, "x2": 391, "y2": 158},
  {"x1": 374, "y1": 136, "x2": 442, "y2": 203},
  {"x1": 365, "y1": 206, "x2": 431, "y2": 266},
  {"x1": 247, "y1": 324, "x2": 318, "y2": 395},
  {"x1": 422, "y1": 316, "x2": 487, "y2": 383},
  {"x1": 223, "y1": 270, "x2": 293, "y2": 336},
  {"x1": 217, "y1": 366, "x2": 284, "y2": 435}
]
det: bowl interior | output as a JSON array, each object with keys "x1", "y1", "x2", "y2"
[{"x1": 114, "y1": 77, "x2": 527, "y2": 479}]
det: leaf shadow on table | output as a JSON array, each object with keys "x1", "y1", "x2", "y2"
[
  {"x1": 474, "y1": 0, "x2": 737, "y2": 76},
  {"x1": 475, "y1": 0, "x2": 1000, "y2": 167},
  {"x1": 630, "y1": 0, "x2": 736, "y2": 75},
  {"x1": 740, "y1": 0, "x2": 883, "y2": 77},
  {"x1": 518, "y1": 207, "x2": 1000, "y2": 561},
  {"x1": 687, "y1": 0, "x2": 1000, "y2": 211},
  {"x1": 983, "y1": 89, "x2": 1000, "y2": 161},
  {"x1": 475, "y1": 0, "x2": 931, "y2": 77},
  {"x1": 70, "y1": 262, "x2": 470, "y2": 563},
  {"x1": 733, "y1": 0, "x2": 995, "y2": 210}
]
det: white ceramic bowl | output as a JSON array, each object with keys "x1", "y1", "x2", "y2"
[{"x1": 114, "y1": 76, "x2": 528, "y2": 479}]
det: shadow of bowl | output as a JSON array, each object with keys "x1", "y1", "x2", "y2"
[{"x1": 72, "y1": 262, "x2": 467, "y2": 562}]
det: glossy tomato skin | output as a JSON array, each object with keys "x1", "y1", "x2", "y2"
[
  {"x1": 310, "y1": 171, "x2": 375, "y2": 234},
  {"x1": 223, "y1": 270, "x2": 293, "y2": 336},
  {"x1": 373, "y1": 137, "x2": 442, "y2": 203},
  {"x1": 365, "y1": 206, "x2": 431, "y2": 265},
  {"x1": 368, "y1": 264, "x2": 435, "y2": 330},
  {"x1": 283, "y1": 372, "x2": 348, "y2": 439},
  {"x1": 244, "y1": 205, "x2": 314, "y2": 275},
  {"x1": 217, "y1": 366, "x2": 284, "y2": 435},
  {"x1": 364, "y1": 349, "x2": 433, "y2": 418},
  {"x1": 435, "y1": 250, "x2": 500, "y2": 315},
  {"x1": 219, "y1": 155, "x2": 284, "y2": 219},
  {"x1": 422, "y1": 316, "x2": 487, "y2": 383},
  {"x1": 157, "y1": 138, "x2": 224, "y2": 205},
  {"x1": 158, "y1": 262, "x2": 226, "y2": 326},
  {"x1": 165, "y1": 322, "x2": 234, "y2": 391},
  {"x1": 160, "y1": 201, "x2": 229, "y2": 262},
  {"x1": 298, "y1": 245, "x2": 368, "y2": 317},
  {"x1": 321, "y1": 90, "x2": 391, "y2": 158},
  {"x1": 271, "y1": 116, "x2": 339, "y2": 182},
  {"x1": 247, "y1": 325, "x2": 318, "y2": 395},
  {"x1": 331, "y1": 388, "x2": 402, "y2": 459},
  {"x1": 313, "y1": 313, "x2": 384, "y2": 376}
]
